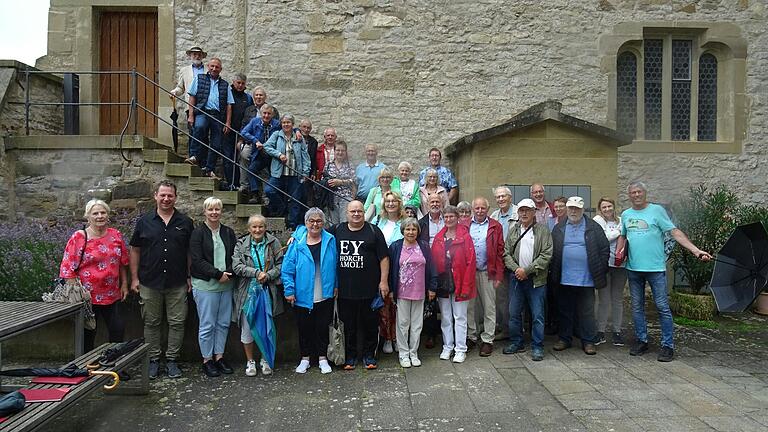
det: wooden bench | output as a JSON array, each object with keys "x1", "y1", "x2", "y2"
[{"x1": 0, "y1": 342, "x2": 149, "y2": 432}]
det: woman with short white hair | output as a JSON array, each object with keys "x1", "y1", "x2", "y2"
[
  {"x1": 190, "y1": 196, "x2": 238, "y2": 377},
  {"x1": 232, "y1": 213, "x2": 284, "y2": 376},
  {"x1": 59, "y1": 199, "x2": 129, "y2": 352},
  {"x1": 392, "y1": 161, "x2": 421, "y2": 211}
]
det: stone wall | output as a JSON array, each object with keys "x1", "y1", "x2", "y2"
[
  {"x1": 0, "y1": 61, "x2": 64, "y2": 137},
  {"x1": 171, "y1": 0, "x2": 767, "y2": 205}
]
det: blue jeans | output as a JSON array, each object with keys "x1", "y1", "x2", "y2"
[
  {"x1": 508, "y1": 278, "x2": 546, "y2": 349},
  {"x1": 191, "y1": 112, "x2": 223, "y2": 164},
  {"x1": 247, "y1": 149, "x2": 271, "y2": 194},
  {"x1": 265, "y1": 175, "x2": 304, "y2": 228},
  {"x1": 627, "y1": 271, "x2": 674, "y2": 348},
  {"x1": 192, "y1": 289, "x2": 233, "y2": 359},
  {"x1": 207, "y1": 131, "x2": 237, "y2": 188}
]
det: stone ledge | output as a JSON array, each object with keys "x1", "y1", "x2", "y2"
[{"x1": 4, "y1": 135, "x2": 169, "y2": 151}]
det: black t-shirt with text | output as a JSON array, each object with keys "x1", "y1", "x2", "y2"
[{"x1": 328, "y1": 222, "x2": 388, "y2": 300}]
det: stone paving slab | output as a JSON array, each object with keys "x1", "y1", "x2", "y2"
[{"x1": 28, "y1": 310, "x2": 768, "y2": 432}]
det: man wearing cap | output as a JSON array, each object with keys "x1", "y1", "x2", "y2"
[
  {"x1": 490, "y1": 186, "x2": 518, "y2": 340},
  {"x1": 187, "y1": 58, "x2": 235, "y2": 175},
  {"x1": 549, "y1": 196, "x2": 609, "y2": 355},
  {"x1": 616, "y1": 181, "x2": 712, "y2": 362},
  {"x1": 170, "y1": 46, "x2": 206, "y2": 150},
  {"x1": 465, "y1": 197, "x2": 505, "y2": 356},
  {"x1": 502, "y1": 198, "x2": 552, "y2": 361}
]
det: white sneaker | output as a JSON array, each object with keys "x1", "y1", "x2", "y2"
[
  {"x1": 452, "y1": 352, "x2": 466, "y2": 363},
  {"x1": 295, "y1": 359, "x2": 310, "y2": 374},
  {"x1": 245, "y1": 360, "x2": 257, "y2": 377},
  {"x1": 439, "y1": 349, "x2": 452, "y2": 360},
  {"x1": 383, "y1": 340, "x2": 394, "y2": 354},
  {"x1": 399, "y1": 357, "x2": 412, "y2": 368},
  {"x1": 318, "y1": 359, "x2": 332, "y2": 374},
  {"x1": 410, "y1": 356, "x2": 421, "y2": 367},
  {"x1": 260, "y1": 358, "x2": 272, "y2": 375}
]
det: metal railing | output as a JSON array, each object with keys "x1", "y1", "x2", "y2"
[{"x1": 17, "y1": 67, "x2": 350, "y2": 212}]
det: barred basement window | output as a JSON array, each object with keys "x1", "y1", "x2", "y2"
[
  {"x1": 616, "y1": 52, "x2": 637, "y2": 136},
  {"x1": 697, "y1": 54, "x2": 718, "y2": 141}
]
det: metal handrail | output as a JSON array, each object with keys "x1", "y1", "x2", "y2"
[{"x1": 20, "y1": 67, "x2": 353, "y2": 212}]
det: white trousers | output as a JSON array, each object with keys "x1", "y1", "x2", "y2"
[
  {"x1": 439, "y1": 294, "x2": 468, "y2": 353},
  {"x1": 396, "y1": 298, "x2": 425, "y2": 358}
]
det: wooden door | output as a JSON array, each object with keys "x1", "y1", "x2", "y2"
[{"x1": 99, "y1": 11, "x2": 157, "y2": 136}]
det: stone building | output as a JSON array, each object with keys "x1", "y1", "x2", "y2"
[{"x1": 29, "y1": 0, "x2": 768, "y2": 206}]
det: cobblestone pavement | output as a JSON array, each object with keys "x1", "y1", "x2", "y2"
[{"x1": 45, "y1": 312, "x2": 768, "y2": 432}]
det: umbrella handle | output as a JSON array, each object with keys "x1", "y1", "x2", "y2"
[
  {"x1": 86, "y1": 363, "x2": 100, "y2": 370},
  {"x1": 89, "y1": 370, "x2": 120, "y2": 390}
]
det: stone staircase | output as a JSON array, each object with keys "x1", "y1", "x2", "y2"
[{"x1": 140, "y1": 140, "x2": 286, "y2": 235}]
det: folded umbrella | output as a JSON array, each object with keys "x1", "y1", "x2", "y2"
[
  {"x1": 0, "y1": 364, "x2": 88, "y2": 377},
  {"x1": 89, "y1": 338, "x2": 145, "y2": 368},
  {"x1": 709, "y1": 222, "x2": 768, "y2": 312},
  {"x1": 244, "y1": 284, "x2": 277, "y2": 369},
  {"x1": 170, "y1": 109, "x2": 179, "y2": 153}
]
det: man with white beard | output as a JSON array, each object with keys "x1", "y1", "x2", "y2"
[{"x1": 170, "y1": 47, "x2": 207, "y2": 144}]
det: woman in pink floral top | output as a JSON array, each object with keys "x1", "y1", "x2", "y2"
[{"x1": 60, "y1": 199, "x2": 129, "y2": 351}]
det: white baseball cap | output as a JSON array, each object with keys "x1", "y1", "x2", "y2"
[
  {"x1": 517, "y1": 198, "x2": 536, "y2": 209},
  {"x1": 566, "y1": 196, "x2": 585, "y2": 208}
]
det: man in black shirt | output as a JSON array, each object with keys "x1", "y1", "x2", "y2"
[
  {"x1": 129, "y1": 180, "x2": 194, "y2": 379},
  {"x1": 328, "y1": 200, "x2": 390, "y2": 370}
]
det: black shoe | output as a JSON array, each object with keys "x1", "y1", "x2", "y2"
[
  {"x1": 629, "y1": 341, "x2": 649, "y2": 356},
  {"x1": 502, "y1": 344, "x2": 526, "y2": 355},
  {"x1": 595, "y1": 332, "x2": 606, "y2": 345},
  {"x1": 148, "y1": 360, "x2": 160, "y2": 380},
  {"x1": 215, "y1": 358, "x2": 234, "y2": 374},
  {"x1": 202, "y1": 360, "x2": 221, "y2": 377},
  {"x1": 466, "y1": 339, "x2": 477, "y2": 351},
  {"x1": 612, "y1": 332, "x2": 625, "y2": 346},
  {"x1": 657, "y1": 346, "x2": 674, "y2": 362}
]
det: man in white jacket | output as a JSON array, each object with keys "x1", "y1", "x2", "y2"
[{"x1": 170, "y1": 46, "x2": 207, "y2": 156}]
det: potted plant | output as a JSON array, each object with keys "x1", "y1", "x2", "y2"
[{"x1": 668, "y1": 185, "x2": 738, "y2": 320}]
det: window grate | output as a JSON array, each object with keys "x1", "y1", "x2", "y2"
[
  {"x1": 616, "y1": 52, "x2": 637, "y2": 137},
  {"x1": 697, "y1": 54, "x2": 718, "y2": 141},
  {"x1": 644, "y1": 39, "x2": 663, "y2": 140},
  {"x1": 671, "y1": 40, "x2": 692, "y2": 140}
]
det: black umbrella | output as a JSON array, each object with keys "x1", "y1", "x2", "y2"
[
  {"x1": 0, "y1": 363, "x2": 88, "y2": 377},
  {"x1": 170, "y1": 109, "x2": 179, "y2": 153},
  {"x1": 709, "y1": 222, "x2": 768, "y2": 312},
  {"x1": 88, "y1": 338, "x2": 144, "y2": 368}
]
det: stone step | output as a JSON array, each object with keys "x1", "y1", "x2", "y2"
[
  {"x1": 188, "y1": 176, "x2": 216, "y2": 191},
  {"x1": 165, "y1": 162, "x2": 202, "y2": 177},
  {"x1": 212, "y1": 190, "x2": 240, "y2": 205},
  {"x1": 235, "y1": 204, "x2": 263, "y2": 218},
  {"x1": 140, "y1": 136, "x2": 174, "y2": 150},
  {"x1": 143, "y1": 149, "x2": 184, "y2": 164}
]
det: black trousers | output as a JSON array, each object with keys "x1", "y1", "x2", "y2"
[
  {"x1": 556, "y1": 284, "x2": 597, "y2": 346},
  {"x1": 85, "y1": 302, "x2": 125, "y2": 352},
  {"x1": 338, "y1": 297, "x2": 379, "y2": 360},
  {"x1": 294, "y1": 298, "x2": 334, "y2": 359}
]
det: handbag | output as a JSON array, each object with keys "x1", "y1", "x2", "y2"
[
  {"x1": 327, "y1": 299, "x2": 345, "y2": 365},
  {"x1": 423, "y1": 297, "x2": 438, "y2": 319},
  {"x1": 44, "y1": 229, "x2": 96, "y2": 330}
]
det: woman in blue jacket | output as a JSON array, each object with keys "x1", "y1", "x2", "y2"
[{"x1": 282, "y1": 208, "x2": 338, "y2": 374}]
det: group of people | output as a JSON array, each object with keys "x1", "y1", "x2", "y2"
[
  {"x1": 60, "y1": 172, "x2": 713, "y2": 379},
  {"x1": 168, "y1": 47, "x2": 461, "y2": 230}
]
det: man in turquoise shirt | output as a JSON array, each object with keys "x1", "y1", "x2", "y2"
[{"x1": 616, "y1": 181, "x2": 711, "y2": 362}]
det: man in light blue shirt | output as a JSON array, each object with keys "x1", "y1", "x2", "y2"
[
  {"x1": 617, "y1": 182, "x2": 712, "y2": 362},
  {"x1": 355, "y1": 144, "x2": 387, "y2": 201},
  {"x1": 550, "y1": 197, "x2": 609, "y2": 356},
  {"x1": 187, "y1": 58, "x2": 235, "y2": 178}
]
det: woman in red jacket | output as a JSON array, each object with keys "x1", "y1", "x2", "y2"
[{"x1": 431, "y1": 205, "x2": 476, "y2": 363}]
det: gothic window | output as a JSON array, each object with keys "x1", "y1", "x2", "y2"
[{"x1": 615, "y1": 36, "x2": 722, "y2": 142}]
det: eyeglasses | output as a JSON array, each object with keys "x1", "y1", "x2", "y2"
[{"x1": 307, "y1": 219, "x2": 324, "y2": 225}]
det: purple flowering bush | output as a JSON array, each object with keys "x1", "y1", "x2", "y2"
[{"x1": 0, "y1": 211, "x2": 138, "y2": 301}]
